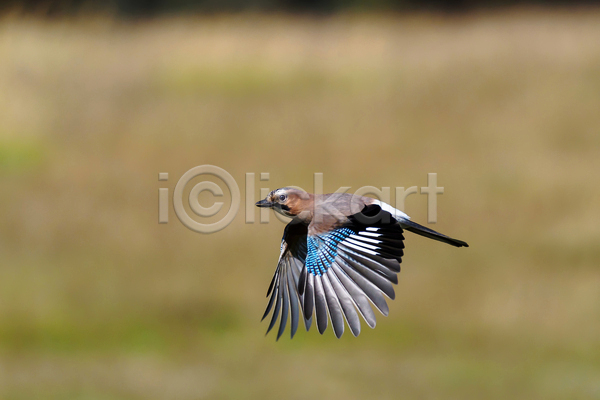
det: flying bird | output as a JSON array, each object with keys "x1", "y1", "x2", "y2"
[{"x1": 256, "y1": 187, "x2": 468, "y2": 339}]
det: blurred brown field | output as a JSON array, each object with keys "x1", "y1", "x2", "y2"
[{"x1": 1, "y1": 8, "x2": 600, "y2": 400}]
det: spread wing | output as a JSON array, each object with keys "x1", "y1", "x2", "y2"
[
  {"x1": 299, "y1": 204, "x2": 404, "y2": 338},
  {"x1": 262, "y1": 219, "x2": 311, "y2": 340}
]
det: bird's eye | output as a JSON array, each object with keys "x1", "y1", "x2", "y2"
[{"x1": 279, "y1": 194, "x2": 286, "y2": 202}]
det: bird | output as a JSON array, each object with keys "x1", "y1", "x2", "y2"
[{"x1": 255, "y1": 187, "x2": 468, "y2": 340}]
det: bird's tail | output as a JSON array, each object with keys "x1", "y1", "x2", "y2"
[{"x1": 399, "y1": 219, "x2": 468, "y2": 248}]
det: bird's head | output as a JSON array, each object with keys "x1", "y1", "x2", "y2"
[{"x1": 255, "y1": 187, "x2": 311, "y2": 218}]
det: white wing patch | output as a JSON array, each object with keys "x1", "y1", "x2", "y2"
[{"x1": 372, "y1": 200, "x2": 410, "y2": 221}]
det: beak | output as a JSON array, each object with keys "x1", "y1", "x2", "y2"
[{"x1": 255, "y1": 199, "x2": 273, "y2": 208}]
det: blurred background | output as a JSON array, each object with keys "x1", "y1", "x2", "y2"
[{"x1": 1, "y1": 0, "x2": 599, "y2": 399}]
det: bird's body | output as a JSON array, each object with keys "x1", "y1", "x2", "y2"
[{"x1": 256, "y1": 187, "x2": 468, "y2": 339}]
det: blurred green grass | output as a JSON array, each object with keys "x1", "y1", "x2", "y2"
[{"x1": 1, "y1": 9, "x2": 600, "y2": 400}]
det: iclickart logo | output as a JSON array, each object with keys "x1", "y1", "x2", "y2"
[{"x1": 158, "y1": 165, "x2": 445, "y2": 234}]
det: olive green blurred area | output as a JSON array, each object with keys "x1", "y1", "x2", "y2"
[{"x1": 1, "y1": 9, "x2": 600, "y2": 400}]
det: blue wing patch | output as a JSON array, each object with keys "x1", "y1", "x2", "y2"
[{"x1": 305, "y1": 227, "x2": 354, "y2": 276}]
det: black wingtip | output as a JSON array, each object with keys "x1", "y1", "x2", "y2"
[{"x1": 318, "y1": 324, "x2": 327, "y2": 335}]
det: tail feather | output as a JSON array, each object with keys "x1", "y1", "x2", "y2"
[{"x1": 399, "y1": 219, "x2": 468, "y2": 248}]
